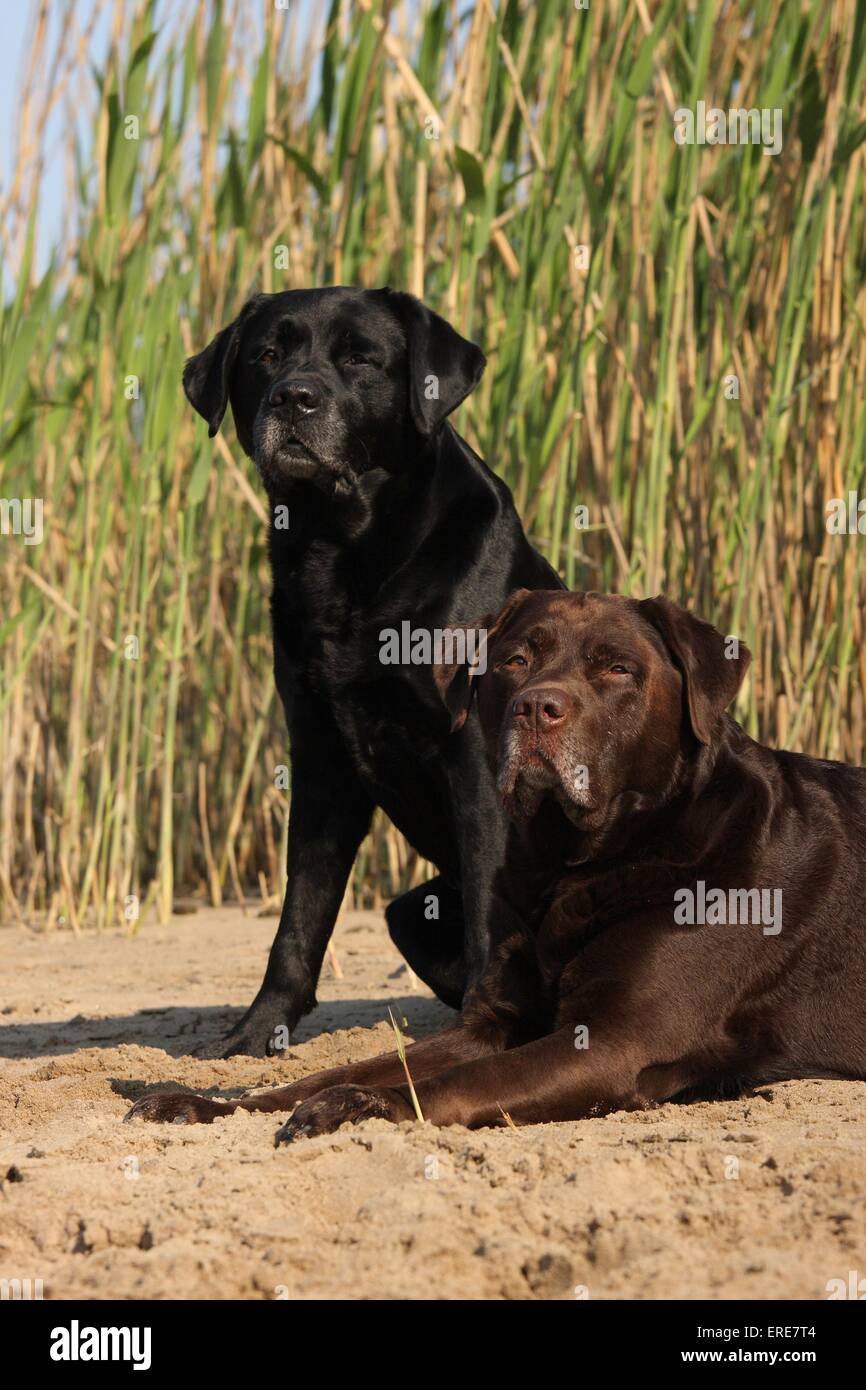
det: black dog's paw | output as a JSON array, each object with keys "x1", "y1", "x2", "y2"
[
  {"x1": 124, "y1": 1091, "x2": 233, "y2": 1125},
  {"x1": 190, "y1": 1024, "x2": 282, "y2": 1060},
  {"x1": 190, "y1": 1034, "x2": 259, "y2": 1061},
  {"x1": 192, "y1": 996, "x2": 308, "y2": 1059},
  {"x1": 274, "y1": 1085, "x2": 414, "y2": 1146}
]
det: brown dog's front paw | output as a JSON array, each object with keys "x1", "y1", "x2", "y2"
[
  {"x1": 124, "y1": 1091, "x2": 233, "y2": 1125},
  {"x1": 274, "y1": 1085, "x2": 413, "y2": 1146}
]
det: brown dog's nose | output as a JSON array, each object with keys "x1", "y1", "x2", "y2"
[
  {"x1": 269, "y1": 378, "x2": 322, "y2": 414},
  {"x1": 512, "y1": 686, "x2": 568, "y2": 729}
]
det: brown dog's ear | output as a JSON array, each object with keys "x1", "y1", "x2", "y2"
[
  {"x1": 432, "y1": 588, "x2": 532, "y2": 733},
  {"x1": 640, "y1": 594, "x2": 750, "y2": 745},
  {"x1": 183, "y1": 295, "x2": 264, "y2": 437},
  {"x1": 378, "y1": 289, "x2": 486, "y2": 436},
  {"x1": 431, "y1": 623, "x2": 487, "y2": 733}
]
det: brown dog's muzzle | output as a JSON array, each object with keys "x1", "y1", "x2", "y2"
[
  {"x1": 497, "y1": 682, "x2": 586, "y2": 820},
  {"x1": 511, "y1": 685, "x2": 569, "y2": 732}
]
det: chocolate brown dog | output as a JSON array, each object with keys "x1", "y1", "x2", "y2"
[{"x1": 126, "y1": 589, "x2": 866, "y2": 1138}]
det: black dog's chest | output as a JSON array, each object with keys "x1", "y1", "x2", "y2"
[
  {"x1": 278, "y1": 542, "x2": 449, "y2": 757},
  {"x1": 333, "y1": 684, "x2": 441, "y2": 781},
  {"x1": 332, "y1": 673, "x2": 457, "y2": 869},
  {"x1": 276, "y1": 576, "x2": 451, "y2": 808}
]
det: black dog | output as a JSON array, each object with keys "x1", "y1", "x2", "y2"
[{"x1": 182, "y1": 287, "x2": 560, "y2": 1056}]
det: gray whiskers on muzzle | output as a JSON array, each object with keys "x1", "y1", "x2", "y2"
[
  {"x1": 252, "y1": 412, "x2": 349, "y2": 494},
  {"x1": 496, "y1": 723, "x2": 593, "y2": 822},
  {"x1": 252, "y1": 413, "x2": 299, "y2": 472}
]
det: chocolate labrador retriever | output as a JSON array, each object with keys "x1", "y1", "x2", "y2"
[
  {"x1": 182, "y1": 288, "x2": 561, "y2": 1057},
  {"x1": 127, "y1": 589, "x2": 866, "y2": 1136}
]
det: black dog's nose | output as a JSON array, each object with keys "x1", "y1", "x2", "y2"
[
  {"x1": 269, "y1": 378, "x2": 323, "y2": 414},
  {"x1": 512, "y1": 686, "x2": 568, "y2": 728}
]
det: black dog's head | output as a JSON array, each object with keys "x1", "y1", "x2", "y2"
[
  {"x1": 434, "y1": 589, "x2": 751, "y2": 835},
  {"x1": 182, "y1": 287, "x2": 486, "y2": 496}
]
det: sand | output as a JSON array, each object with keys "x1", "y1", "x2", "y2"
[{"x1": 1, "y1": 905, "x2": 864, "y2": 1301}]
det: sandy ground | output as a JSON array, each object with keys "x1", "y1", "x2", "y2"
[{"x1": 1, "y1": 905, "x2": 864, "y2": 1302}]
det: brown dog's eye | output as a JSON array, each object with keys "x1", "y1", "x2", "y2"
[
  {"x1": 504, "y1": 654, "x2": 528, "y2": 668},
  {"x1": 608, "y1": 664, "x2": 632, "y2": 676}
]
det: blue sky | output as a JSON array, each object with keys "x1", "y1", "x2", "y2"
[
  {"x1": 1, "y1": 2, "x2": 114, "y2": 277},
  {"x1": 0, "y1": 1, "x2": 326, "y2": 281}
]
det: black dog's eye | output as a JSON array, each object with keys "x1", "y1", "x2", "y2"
[
  {"x1": 344, "y1": 353, "x2": 371, "y2": 367},
  {"x1": 256, "y1": 348, "x2": 279, "y2": 367}
]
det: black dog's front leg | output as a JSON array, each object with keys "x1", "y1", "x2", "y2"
[
  {"x1": 444, "y1": 715, "x2": 509, "y2": 994},
  {"x1": 203, "y1": 694, "x2": 373, "y2": 1058},
  {"x1": 383, "y1": 718, "x2": 505, "y2": 1006}
]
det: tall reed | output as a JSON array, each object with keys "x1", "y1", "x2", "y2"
[{"x1": 1, "y1": 0, "x2": 865, "y2": 926}]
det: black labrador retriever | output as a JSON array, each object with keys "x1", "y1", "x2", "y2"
[
  {"x1": 182, "y1": 287, "x2": 561, "y2": 1056},
  {"x1": 127, "y1": 589, "x2": 866, "y2": 1136}
]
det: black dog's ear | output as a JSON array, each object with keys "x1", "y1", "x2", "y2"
[
  {"x1": 640, "y1": 594, "x2": 751, "y2": 745},
  {"x1": 183, "y1": 296, "x2": 263, "y2": 437},
  {"x1": 380, "y1": 289, "x2": 486, "y2": 436},
  {"x1": 432, "y1": 588, "x2": 532, "y2": 733}
]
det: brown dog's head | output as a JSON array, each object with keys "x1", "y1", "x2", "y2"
[{"x1": 434, "y1": 590, "x2": 750, "y2": 833}]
